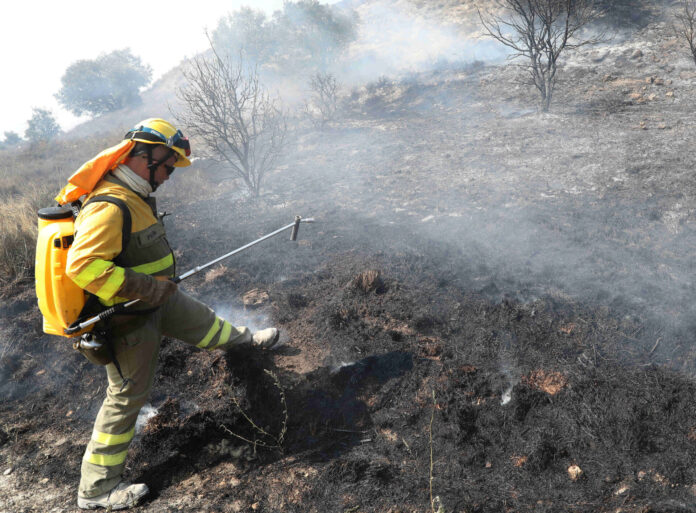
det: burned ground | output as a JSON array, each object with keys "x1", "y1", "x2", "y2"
[{"x1": 4, "y1": 11, "x2": 696, "y2": 513}]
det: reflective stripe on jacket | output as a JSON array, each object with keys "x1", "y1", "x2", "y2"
[{"x1": 66, "y1": 174, "x2": 175, "y2": 307}]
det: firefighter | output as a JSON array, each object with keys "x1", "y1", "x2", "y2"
[{"x1": 58, "y1": 118, "x2": 280, "y2": 510}]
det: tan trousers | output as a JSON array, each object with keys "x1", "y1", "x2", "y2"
[{"x1": 78, "y1": 289, "x2": 250, "y2": 498}]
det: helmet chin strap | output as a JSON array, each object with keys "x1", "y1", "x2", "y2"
[{"x1": 145, "y1": 147, "x2": 175, "y2": 192}]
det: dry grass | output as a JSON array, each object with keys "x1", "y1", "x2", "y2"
[
  {"x1": 521, "y1": 370, "x2": 568, "y2": 396},
  {"x1": 0, "y1": 134, "x2": 118, "y2": 289},
  {"x1": 0, "y1": 184, "x2": 56, "y2": 288},
  {"x1": 351, "y1": 269, "x2": 386, "y2": 293}
]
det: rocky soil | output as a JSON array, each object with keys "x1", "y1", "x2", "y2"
[{"x1": 4, "y1": 3, "x2": 696, "y2": 512}]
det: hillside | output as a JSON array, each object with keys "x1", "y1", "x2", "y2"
[{"x1": 4, "y1": 1, "x2": 696, "y2": 512}]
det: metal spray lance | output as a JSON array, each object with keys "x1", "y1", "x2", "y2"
[{"x1": 68, "y1": 216, "x2": 315, "y2": 343}]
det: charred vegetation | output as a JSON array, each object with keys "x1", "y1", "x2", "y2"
[{"x1": 3, "y1": 2, "x2": 696, "y2": 512}]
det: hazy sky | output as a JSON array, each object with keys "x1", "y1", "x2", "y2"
[
  {"x1": 0, "y1": 0, "x2": 312, "y2": 138},
  {"x1": 2, "y1": 1, "x2": 503, "y2": 140}
]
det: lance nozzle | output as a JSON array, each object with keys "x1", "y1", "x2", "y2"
[{"x1": 291, "y1": 215, "x2": 314, "y2": 241}]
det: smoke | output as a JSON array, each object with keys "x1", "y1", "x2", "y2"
[
  {"x1": 212, "y1": 304, "x2": 273, "y2": 335},
  {"x1": 135, "y1": 404, "x2": 158, "y2": 434},
  {"x1": 170, "y1": 2, "x2": 696, "y2": 367},
  {"x1": 278, "y1": 143, "x2": 687, "y2": 354},
  {"x1": 202, "y1": 1, "x2": 509, "y2": 108},
  {"x1": 241, "y1": 27, "x2": 695, "y2": 366},
  {"x1": 330, "y1": 360, "x2": 357, "y2": 375},
  {"x1": 336, "y1": 2, "x2": 507, "y2": 84},
  {"x1": 500, "y1": 356, "x2": 519, "y2": 406}
]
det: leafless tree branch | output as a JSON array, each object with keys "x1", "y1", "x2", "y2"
[
  {"x1": 304, "y1": 72, "x2": 340, "y2": 130},
  {"x1": 478, "y1": 0, "x2": 606, "y2": 111},
  {"x1": 675, "y1": 0, "x2": 696, "y2": 66},
  {"x1": 175, "y1": 38, "x2": 288, "y2": 197}
]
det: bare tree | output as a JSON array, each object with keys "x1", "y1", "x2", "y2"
[
  {"x1": 478, "y1": 0, "x2": 605, "y2": 112},
  {"x1": 675, "y1": 0, "x2": 696, "y2": 66},
  {"x1": 304, "y1": 72, "x2": 340, "y2": 129},
  {"x1": 176, "y1": 46, "x2": 287, "y2": 197}
]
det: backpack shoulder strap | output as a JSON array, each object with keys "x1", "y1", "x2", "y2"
[{"x1": 82, "y1": 195, "x2": 132, "y2": 256}]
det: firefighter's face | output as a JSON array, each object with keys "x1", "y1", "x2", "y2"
[{"x1": 150, "y1": 146, "x2": 179, "y2": 186}]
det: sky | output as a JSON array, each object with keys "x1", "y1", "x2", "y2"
[
  {"x1": 1, "y1": 0, "x2": 505, "y2": 140},
  {"x1": 0, "y1": 0, "x2": 310, "y2": 138}
]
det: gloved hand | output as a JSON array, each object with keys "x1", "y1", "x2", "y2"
[{"x1": 117, "y1": 268, "x2": 178, "y2": 306}]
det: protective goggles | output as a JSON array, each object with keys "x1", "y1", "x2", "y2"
[{"x1": 126, "y1": 126, "x2": 191, "y2": 156}]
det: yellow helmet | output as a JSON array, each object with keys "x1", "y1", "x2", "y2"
[{"x1": 124, "y1": 118, "x2": 191, "y2": 167}]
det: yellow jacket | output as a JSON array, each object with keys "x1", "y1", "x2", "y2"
[{"x1": 66, "y1": 175, "x2": 175, "y2": 306}]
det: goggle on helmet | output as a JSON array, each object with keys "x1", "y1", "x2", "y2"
[{"x1": 125, "y1": 118, "x2": 192, "y2": 167}]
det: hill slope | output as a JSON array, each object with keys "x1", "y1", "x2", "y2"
[{"x1": 4, "y1": 2, "x2": 696, "y2": 512}]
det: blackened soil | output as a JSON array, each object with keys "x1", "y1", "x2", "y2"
[
  {"x1": 4, "y1": 214, "x2": 696, "y2": 512},
  {"x1": 4, "y1": 16, "x2": 696, "y2": 512}
]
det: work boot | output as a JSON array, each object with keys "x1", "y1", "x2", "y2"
[
  {"x1": 77, "y1": 481, "x2": 148, "y2": 510},
  {"x1": 251, "y1": 328, "x2": 281, "y2": 349}
]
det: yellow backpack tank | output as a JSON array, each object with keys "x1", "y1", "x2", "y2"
[
  {"x1": 35, "y1": 196, "x2": 130, "y2": 337},
  {"x1": 35, "y1": 205, "x2": 88, "y2": 337}
]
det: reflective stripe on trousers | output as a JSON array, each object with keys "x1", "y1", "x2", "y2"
[
  {"x1": 78, "y1": 288, "x2": 250, "y2": 498},
  {"x1": 196, "y1": 317, "x2": 241, "y2": 350}
]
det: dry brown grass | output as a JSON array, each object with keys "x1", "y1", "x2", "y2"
[
  {"x1": 0, "y1": 184, "x2": 56, "y2": 288},
  {"x1": 351, "y1": 269, "x2": 386, "y2": 293},
  {"x1": 522, "y1": 370, "x2": 568, "y2": 396},
  {"x1": 0, "y1": 134, "x2": 118, "y2": 289}
]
